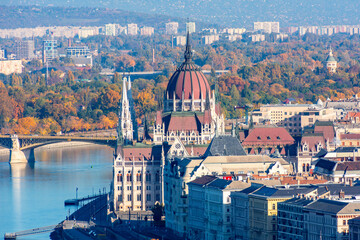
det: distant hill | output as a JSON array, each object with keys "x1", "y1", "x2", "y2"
[
  {"x1": 0, "y1": 6, "x2": 214, "y2": 30},
  {"x1": 3, "y1": 0, "x2": 360, "y2": 28}
]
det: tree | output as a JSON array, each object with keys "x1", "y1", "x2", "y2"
[
  {"x1": 151, "y1": 202, "x2": 164, "y2": 226},
  {"x1": 66, "y1": 70, "x2": 75, "y2": 86}
]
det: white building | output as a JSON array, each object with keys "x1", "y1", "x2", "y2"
[
  {"x1": 165, "y1": 22, "x2": 179, "y2": 35},
  {"x1": 254, "y1": 22, "x2": 280, "y2": 33},
  {"x1": 105, "y1": 24, "x2": 117, "y2": 36},
  {"x1": 186, "y1": 22, "x2": 196, "y2": 34},
  {"x1": 140, "y1": 27, "x2": 154, "y2": 36},
  {"x1": 173, "y1": 36, "x2": 186, "y2": 46},
  {"x1": 326, "y1": 47, "x2": 338, "y2": 73},
  {"x1": 0, "y1": 60, "x2": 22, "y2": 75},
  {"x1": 202, "y1": 35, "x2": 219, "y2": 45},
  {"x1": 127, "y1": 23, "x2": 138, "y2": 35}
]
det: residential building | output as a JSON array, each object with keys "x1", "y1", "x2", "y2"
[
  {"x1": 165, "y1": 22, "x2": 179, "y2": 35},
  {"x1": 186, "y1": 22, "x2": 196, "y2": 34},
  {"x1": 231, "y1": 183, "x2": 264, "y2": 240},
  {"x1": 254, "y1": 22, "x2": 280, "y2": 33},
  {"x1": 0, "y1": 60, "x2": 22, "y2": 75},
  {"x1": 349, "y1": 217, "x2": 360, "y2": 240},
  {"x1": 188, "y1": 178, "x2": 249, "y2": 240},
  {"x1": 15, "y1": 40, "x2": 34, "y2": 60},
  {"x1": 202, "y1": 35, "x2": 219, "y2": 45},
  {"x1": 140, "y1": 27, "x2": 154, "y2": 36},
  {"x1": 227, "y1": 34, "x2": 242, "y2": 42},
  {"x1": 78, "y1": 27, "x2": 97, "y2": 39},
  {"x1": 127, "y1": 23, "x2": 138, "y2": 35},
  {"x1": 173, "y1": 36, "x2": 186, "y2": 46},
  {"x1": 314, "y1": 158, "x2": 360, "y2": 183},
  {"x1": 277, "y1": 197, "x2": 315, "y2": 240},
  {"x1": 221, "y1": 28, "x2": 246, "y2": 35},
  {"x1": 202, "y1": 28, "x2": 217, "y2": 34},
  {"x1": 67, "y1": 46, "x2": 90, "y2": 57},
  {"x1": 105, "y1": 24, "x2": 117, "y2": 36},
  {"x1": 251, "y1": 34, "x2": 265, "y2": 42},
  {"x1": 251, "y1": 104, "x2": 336, "y2": 136},
  {"x1": 304, "y1": 199, "x2": 360, "y2": 240},
  {"x1": 249, "y1": 186, "x2": 319, "y2": 240},
  {"x1": 43, "y1": 39, "x2": 57, "y2": 63}
]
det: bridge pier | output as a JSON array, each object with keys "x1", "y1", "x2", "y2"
[{"x1": 9, "y1": 135, "x2": 35, "y2": 164}]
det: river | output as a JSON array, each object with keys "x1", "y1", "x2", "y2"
[{"x1": 0, "y1": 143, "x2": 114, "y2": 239}]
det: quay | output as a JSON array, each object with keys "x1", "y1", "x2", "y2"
[{"x1": 64, "y1": 193, "x2": 106, "y2": 206}]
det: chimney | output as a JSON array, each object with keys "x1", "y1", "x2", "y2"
[{"x1": 339, "y1": 190, "x2": 345, "y2": 199}]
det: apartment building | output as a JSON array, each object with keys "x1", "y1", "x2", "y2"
[
  {"x1": 187, "y1": 176, "x2": 250, "y2": 240},
  {"x1": 254, "y1": 22, "x2": 280, "y2": 33},
  {"x1": 165, "y1": 22, "x2": 179, "y2": 35}
]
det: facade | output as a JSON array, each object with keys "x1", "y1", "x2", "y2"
[
  {"x1": 277, "y1": 197, "x2": 314, "y2": 240},
  {"x1": 349, "y1": 217, "x2": 360, "y2": 240},
  {"x1": 304, "y1": 199, "x2": 360, "y2": 240},
  {"x1": 165, "y1": 22, "x2": 179, "y2": 35},
  {"x1": 127, "y1": 24, "x2": 138, "y2": 35},
  {"x1": 326, "y1": 47, "x2": 338, "y2": 73},
  {"x1": 140, "y1": 27, "x2": 154, "y2": 36},
  {"x1": 43, "y1": 39, "x2": 57, "y2": 63},
  {"x1": 251, "y1": 104, "x2": 336, "y2": 136},
  {"x1": 186, "y1": 22, "x2": 196, "y2": 34},
  {"x1": 15, "y1": 40, "x2": 34, "y2": 60},
  {"x1": 254, "y1": 22, "x2": 280, "y2": 33},
  {"x1": 251, "y1": 34, "x2": 265, "y2": 42},
  {"x1": 105, "y1": 24, "x2": 117, "y2": 36},
  {"x1": 249, "y1": 186, "x2": 319, "y2": 240},
  {"x1": 173, "y1": 36, "x2": 186, "y2": 46},
  {"x1": 202, "y1": 35, "x2": 219, "y2": 45},
  {"x1": 0, "y1": 60, "x2": 22, "y2": 75},
  {"x1": 231, "y1": 184, "x2": 264, "y2": 240},
  {"x1": 153, "y1": 33, "x2": 225, "y2": 145},
  {"x1": 241, "y1": 126, "x2": 295, "y2": 155},
  {"x1": 67, "y1": 46, "x2": 90, "y2": 57},
  {"x1": 187, "y1": 177, "x2": 250, "y2": 240}
]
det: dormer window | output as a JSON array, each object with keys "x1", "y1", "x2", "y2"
[
  {"x1": 303, "y1": 143, "x2": 308, "y2": 152},
  {"x1": 267, "y1": 136, "x2": 271, "y2": 140},
  {"x1": 277, "y1": 136, "x2": 281, "y2": 140},
  {"x1": 257, "y1": 136, "x2": 261, "y2": 140}
]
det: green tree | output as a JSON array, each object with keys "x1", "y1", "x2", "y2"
[{"x1": 66, "y1": 70, "x2": 75, "y2": 86}]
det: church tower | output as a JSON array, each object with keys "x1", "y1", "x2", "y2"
[
  {"x1": 118, "y1": 76, "x2": 133, "y2": 145},
  {"x1": 326, "y1": 46, "x2": 337, "y2": 74}
]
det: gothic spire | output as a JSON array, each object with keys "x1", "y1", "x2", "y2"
[{"x1": 184, "y1": 31, "x2": 192, "y2": 63}]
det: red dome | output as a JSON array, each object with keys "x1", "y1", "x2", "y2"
[
  {"x1": 166, "y1": 33, "x2": 210, "y2": 100},
  {"x1": 166, "y1": 62, "x2": 210, "y2": 100}
]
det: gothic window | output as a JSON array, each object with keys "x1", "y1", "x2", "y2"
[
  {"x1": 127, "y1": 173, "x2": 132, "y2": 182},
  {"x1": 303, "y1": 143, "x2": 308, "y2": 152},
  {"x1": 137, "y1": 194, "x2": 142, "y2": 201},
  {"x1": 127, "y1": 194, "x2": 132, "y2": 201},
  {"x1": 117, "y1": 174, "x2": 123, "y2": 182},
  {"x1": 136, "y1": 174, "x2": 142, "y2": 182},
  {"x1": 146, "y1": 173, "x2": 151, "y2": 182},
  {"x1": 302, "y1": 164, "x2": 306, "y2": 172},
  {"x1": 146, "y1": 194, "x2": 151, "y2": 202},
  {"x1": 306, "y1": 163, "x2": 310, "y2": 172},
  {"x1": 155, "y1": 172, "x2": 160, "y2": 182}
]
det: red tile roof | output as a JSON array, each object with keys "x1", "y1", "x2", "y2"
[
  {"x1": 301, "y1": 135, "x2": 325, "y2": 152},
  {"x1": 340, "y1": 133, "x2": 360, "y2": 140},
  {"x1": 314, "y1": 122, "x2": 335, "y2": 141},
  {"x1": 336, "y1": 161, "x2": 360, "y2": 171},
  {"x1": 242, "y1": 127, "x2": 294, "y2": 146},
  {"x1": 167, "y1": 115, "x2": 199, "y2": 132},
  {"x1": 344, "y1": 112, "x2": 360, "y2": 120}
]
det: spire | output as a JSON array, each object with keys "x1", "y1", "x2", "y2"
[
  {"x1": 184, "y1": 31, "x2": 192, "y2": 63},
  {"x1": 329, "y1": 46, "x2": 333, "y2": 57}
]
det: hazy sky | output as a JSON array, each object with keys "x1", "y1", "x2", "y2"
[{"x1": 2, "y1": 0, "x2": 359, "y2": 27}]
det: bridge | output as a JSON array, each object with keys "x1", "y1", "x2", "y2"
[{"x1": 0, "y1": 135, "x2": 118, "y2": 164}]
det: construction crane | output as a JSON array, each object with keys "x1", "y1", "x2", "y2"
[{"x1": 234, "y1": 104, "x2": 253, "y2": 125}]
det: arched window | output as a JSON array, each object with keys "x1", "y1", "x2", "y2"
[
  {"x1": 127, "y1": 173, "x2": 132, "y2": 182},
  {"x1": 137, "y1": 173, "x2": 142, "y2": 182},
  {"x1": 117, "y1": 174, "x2": 123, "y2": 182},
  {"x1": 146, "y1": 173, "x2": 151, "y2": 182},
  {"x1": 306, "y1": 163, "x2": 310, "y2": 172},
  {"x1": 155, "y1": 172, "x2": 160, "y2": 182}
]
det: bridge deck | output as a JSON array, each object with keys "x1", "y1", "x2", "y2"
[{"x1": 4, "y1": 224, "x2": 60, "y2": 238}]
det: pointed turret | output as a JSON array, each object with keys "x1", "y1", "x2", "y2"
[
  {"x1": 118, "y1": 76, "x2": 133, "y2": 145},
  {"x1": 184, "y1": 32, "x2": 192, "y2": 63}
]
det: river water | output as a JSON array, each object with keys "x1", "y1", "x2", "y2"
[{"x1": 0, "y1": 144, "x2": 114, "y2": 239}]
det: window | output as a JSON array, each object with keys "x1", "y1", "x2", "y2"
[
  {"x1": 156, "y1": 194, "x2": 160, "y2": 201},
  {"x1": 127, "y1": 194, "x2": 132, "y2": 201},
  {"x1": 272, "y1": 204, "x2": 276, "y2": 210},
  {"x1": 146, "y1": 173, "x2": 151, "y2": 182},
  {"x1": 343, "y1": 220, "x2": 347, "y2": 225},
  {"x1": 136, "y1": 174, "x2": 142, "y2": 182},
  {"x1": 137, "y1": 186, "x2": 141, "y2": 190},
  {"x1": 146, "y1": 194, "x2": 151, "y2": 202},
  {"x1": 155, "y1": 172, "x2": 160, "y2": 182},
  {"x1": 146, "y1": 186, "x2": 151, "y2": 191},
  {"x1": 137, "y1": 194, "x2": 142, "y2": 201},
  {"x1": 127, "y1": 186, "x2": 132, "y2": 190},
  {"x1": 127, "y1": 174, "x2": 132, "y2": 182}
]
